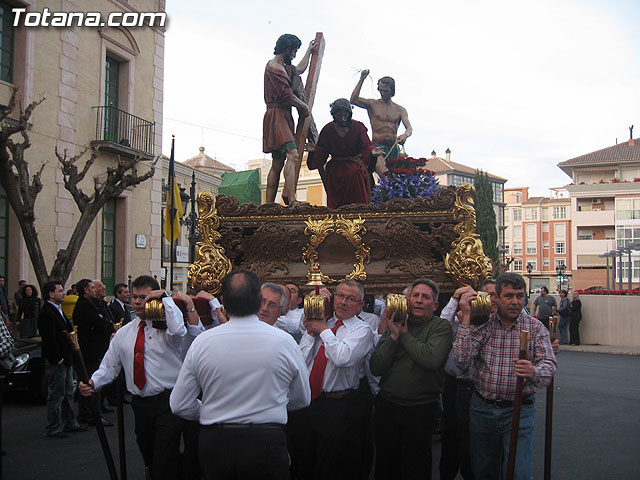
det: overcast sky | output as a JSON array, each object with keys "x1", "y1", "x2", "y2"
[{"x1": 161, "y1": 0, "x2": 640, "y2": 196}]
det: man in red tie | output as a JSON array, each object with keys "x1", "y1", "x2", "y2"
[
  {"x1": 290, "y1": 280, "x2": 374, "y2": 480},
  {"x1": 78, "y1": 275, "x2": 203, "y2": 480}
]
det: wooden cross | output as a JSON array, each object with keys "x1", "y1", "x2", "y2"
[{"x1": 294, "y1": 32, "x2": 325, "y2": 192}]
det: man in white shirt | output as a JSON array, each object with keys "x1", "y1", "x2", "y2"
[
  {"x1": 170, "y1": 270, "x2": 310, "y2": 480},
  {"x1": 259, "y1": 283, "x2": 288, "y2": 327},
  {"x1": 273, "y1": 283, "x2": 304, "y2": 341},
  {"x1": 79, "y1": 275, "x2": 200, "y2": 480},
  {"x1": 289, "y1": 279, "x2": 374, "y2": 480}
]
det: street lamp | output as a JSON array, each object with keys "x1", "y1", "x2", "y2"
[
  {"x1": 179, "y1": 186, "x2": 189, "y2": 214},
  {"x1": 609, "y1": 249, "x2": 623, "y2": 290},
  {"x1": 555, "y1": 262, "x2": 566, "y2": 292},
  {"x1": 526, "y1": 262, "x2": 533, "y2": 294},
  {"x1": 179, "y1": 172, "x2": 199, "y2": 263},
  {"x1": 599, "y1": 252, "x2": 612, "y2": 290}
]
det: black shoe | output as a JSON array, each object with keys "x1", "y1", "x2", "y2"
[
  {"x1": 63, "y1": 425, "x2": 88, "y2": 433},
  {"x1": 46, "y1": 432, "x2": 70, "y2": 438}
]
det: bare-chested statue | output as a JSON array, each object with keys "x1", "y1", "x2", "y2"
[
  {"x1": 263, "y1": 33, "x2": 315, "y2": 205},
  {"x1": 350, "y1": 70, "x2": 413, "y2": 171}
]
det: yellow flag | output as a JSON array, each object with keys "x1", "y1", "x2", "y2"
[{"x1": 164, "y1": 137, "x2": 183, "y2": 242}]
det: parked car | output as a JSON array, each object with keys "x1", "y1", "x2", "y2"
[{"x1": 2, "y1": 337, "x2": 48, "y2": 402}]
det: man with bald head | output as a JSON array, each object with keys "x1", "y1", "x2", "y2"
[{"x1": 171, "y1": 270, "x2": 310, "y2": 479}]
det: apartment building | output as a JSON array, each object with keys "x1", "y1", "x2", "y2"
[
  {"x1": 428, "y1": 149, "x2": 507, "y2": 253},
  {"x1": 0, "y1": 1, "x2": 165, "y2": 294},
  {"x1": 558, "y1": 133, "x2": 640, "y2": 290},
  {"x1": 504, "y1": 187, "x2": 571, "y2": 291}
]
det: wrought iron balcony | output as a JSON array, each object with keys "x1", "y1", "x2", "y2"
[{"x1": 92, "y1": 105, "x2": 155, "y2": 160}]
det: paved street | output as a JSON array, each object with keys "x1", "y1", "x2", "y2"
[{"x1": 1, "y1": 351, "x2": 639, "y2": 479}]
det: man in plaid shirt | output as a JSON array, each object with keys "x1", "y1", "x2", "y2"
[{"x1": 453, "y1": 272, "x2": 557, "y2": 480}]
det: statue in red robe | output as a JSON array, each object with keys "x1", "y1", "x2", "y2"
[{"x1": 307, "y1": 98, "x2": 383, "y2": 209}]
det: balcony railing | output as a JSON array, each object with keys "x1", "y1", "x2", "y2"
[{"x1": 93, "y1": 105, "x2": 155, "y2": 158}]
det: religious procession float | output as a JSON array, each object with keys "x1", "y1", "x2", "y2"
[{"x1": 186, "y1": 33, "x2": 493, "y2": 298}]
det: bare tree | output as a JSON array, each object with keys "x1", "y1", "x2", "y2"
[{"x1": 0, "y1": 90, "x2": 157, "y2": 289}]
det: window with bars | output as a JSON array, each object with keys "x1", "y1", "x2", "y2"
[{"x1": 555, "y1": 241, "x2": 565, "y2": 254}]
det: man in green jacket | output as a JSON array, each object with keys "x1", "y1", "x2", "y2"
[{"x1": 370, "y1": 278, "x2": 453, "y2": 480}]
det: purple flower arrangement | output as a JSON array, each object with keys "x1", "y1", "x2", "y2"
[{"x1": 371, "y1": 157, "x2": 440, "y2": 205}]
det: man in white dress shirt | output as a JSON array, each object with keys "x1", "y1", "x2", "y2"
[
  {"x1": 170, "y1": 270, "x2": 311, "y2": 480},
  {"x1": 79, "y1": 275, "x2": 202, "y2": 480},
  {"x1": 289, "y1": 279, "x2": 374, "y2": 480},
  {"x1": 272, "y1": 282, "x2": 305, "y2": 341},
  {"x1": 259, "y1": 283, "x2": 288, "y2": 327}
]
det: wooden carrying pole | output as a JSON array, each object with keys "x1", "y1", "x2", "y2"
[
  {"x1": 544, "y1": 318, "x2": 557, "y2": 480},
  {"x1": 69, "y1": 328, "x2": 119, "y2": 480},
  {"x1": 506, "y1": 329, "x2": 529, "y2": 480},
  {"x1": 294, "y1": 32, "x2": 325, "y2": 191},
  {"x1": 113, "y1": 322, "x2": 127, "y2": 480}
]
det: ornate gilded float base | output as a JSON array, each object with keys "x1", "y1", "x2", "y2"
[
  {"x1": 302, "y1": 215, "x2": 370, "y2": 284},
  {"x1": 188, "y1": 193, "x2": 232, "y2": 295},
  {"x1": 444, "y1": 183, "x2": 493, "y2": 287},
  {"x1": 188, "y1": 185, "x2": 492, "y2": 295}
]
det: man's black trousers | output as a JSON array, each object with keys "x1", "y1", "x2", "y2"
[{"x1": 199, "y1": 424, "x2": 288, "y2": 480}]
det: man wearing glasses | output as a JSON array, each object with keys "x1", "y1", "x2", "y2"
[
  {"x1": 258, "y1": 283, "x2": 289, "y2": 327},
  {"x1": 289, "y1": 280, "x2": 374, "y2": 480}
]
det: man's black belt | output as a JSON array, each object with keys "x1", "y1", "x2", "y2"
[
  {"x1": 478, "y1": 393, "x2": 534, "y2": 408},
  {"x1": 457, "y1": 379, "x2": 474, "y2": 389},
  {"x1": 132, "y1": 389, "x2": 172, "y2": 402},
  {"x1": 203, "y1": 423, "x2": 285, "y2": 431}
]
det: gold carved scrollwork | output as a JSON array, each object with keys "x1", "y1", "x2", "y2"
[
  {"x1": 302, "y1": 216, "x2": 334, "y2": 282},
  {"x1": 188, "y1": 192, "x2": 232, "y2": 294},
  {"x1": 445, "y1": 183, "x2": 493, "y2": 287},
  {"x1": 302, "y1": 215, "x2": 370, "y2": 284}
]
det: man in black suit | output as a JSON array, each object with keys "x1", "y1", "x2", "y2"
[
  {"x1": 73, "y1": 278, "x2": 112, "y2": 426},
  {"x1": 109, "y1": 283, "x2": 133, "y2": 325},
  {"x1": 38, "y1": 281, "x2": 86, "y2": 438}
]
